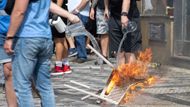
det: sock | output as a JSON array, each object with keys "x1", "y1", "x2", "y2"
[
  {"x1": 55, "y1": 61, "x2": 63, "y2": 67},
  {"x1": 62, "y1": 58, "x2": 69, "y2": 65}
]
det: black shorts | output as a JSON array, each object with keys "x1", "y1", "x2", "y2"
[
  {"x1": 51, "y1": 17, "x2": 67, "y2": 38},
  {"x1": 51, "y1": 5, "x2": 67, "y2": 38},
  {"x1": 108, "y1": 16, "x2": 142, "y2": 53}
]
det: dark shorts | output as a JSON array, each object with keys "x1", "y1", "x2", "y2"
[
  {"x1": 51, "y1": 17, "x2": 67, "y2": 38},
  {"x1": 51, "y1": 6, "x2": 67, "y2": 38},
  {"x1": 108, "y1": 16, "x2": 142, "y2": 53}
]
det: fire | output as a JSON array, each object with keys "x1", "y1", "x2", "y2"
[
  {"x1": 105, "y1": 48, "x2": 157, "y2": 102},
  {"x1": 105, "y1": 69, "x2": 121, "y2": 95}
]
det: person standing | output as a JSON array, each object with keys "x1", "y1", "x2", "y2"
[
  {"x1": 90, "y1": 0, "x2": 109, "y2": 62},
  {"x1": 50, "y1": 0, "x2": 72, "y2": 76},
  {"x1": 67, "y1": 0, "x2": 90, "y2": 63},
  {"x1": 104, "y1": 0, "x2": 142, "y2": 65},
  {"x1": 4, "y1": 0, "x2": 80, "y2": 106},
  {"x1": 0, "y1": 0, "x2": 17, "y2": 106}
]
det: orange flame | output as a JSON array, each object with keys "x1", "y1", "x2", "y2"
[
  {"x1": 105, "y1": 70, "x2": 121, "y2": 95},
  {"x1": 105, "y1": 48, "x2": 157, "y2": 101}
]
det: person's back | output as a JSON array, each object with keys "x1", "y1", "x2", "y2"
[{"x1": 16, "y1": 0, "x2": 51, "y2": 38}]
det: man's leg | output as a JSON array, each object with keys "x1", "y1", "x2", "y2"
[
  {"x1": 100, "y1": 34, "x2": 109, "y2": 57},
  {"x1": 3, "y1": 62, "x2": 17, "y2": 107},
  {"x1": 12, "y1": 38, "x2": 39, "y2": 107},
  {"x1": 33, "y1": 39, "x2": 55, "y2": 107},
  {"x1": 0, "y1": 44, "x2": 17, "y2": 107},
  {"x1": 96, "y1": 8, "x2": 109, "y2": 58},
  {"x1": 75, "y1": 14, "x2": 89, "y2": 62}
]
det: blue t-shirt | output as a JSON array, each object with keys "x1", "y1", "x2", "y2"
[
  {"x1": 0, "y1": 0, "x2": 9, "y2": 36},
  {"x1": 16, "y1": 0, "x2": 52, "y2": 39},
  {"x1": 0, "y1": 0, "x2": 7, "y2": 10},
  {"x1": 0, "y1": 15, "x2": 10, "y2": 35}
]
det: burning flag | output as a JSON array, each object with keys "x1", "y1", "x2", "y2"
[{"x1": 105, "y1": 48, "x2": 158, "y2": 103}]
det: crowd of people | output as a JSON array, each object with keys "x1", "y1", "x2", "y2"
[{"x1": 0, "y1": 0, "x2": 142, "y2": 106}]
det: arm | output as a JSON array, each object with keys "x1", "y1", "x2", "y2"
[
  {"x1": 104, "y1": 0, "x2": 109, "y2": 19},
  {"x1": 56, "y1": 0, "x2": 64, "y2": 7},
  {"x1": 72, "y1": 0, "x2": 90, "y2": 14},
  {"x1": 6, "y1": 0, "x2": 29, "y2": 38},
  {"x1": 4, "y1": 0, "x2": 29, "y2": 54},
  {"x1": 50, "y1": 1, "x2": 80, "y2": 23},
  {"x1": 91, "y1": 0, "x2": 98, "y2": 9},
  {"x1": 121, "y1": 0, "x2": 130, "y2": 27},
  {"x1": 89, "y1": 0, "x2": 98, "y2": 20},
  {"x1": 122, "y1": 0, "x2": 130, "y2": 13}
]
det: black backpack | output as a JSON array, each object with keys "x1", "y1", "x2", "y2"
[
  {"x1": 5, "y1": 0, "x2": 39, "y2": 15},
  {"x1": 4, "y1": 0, "x2": 14, "y2": 15}
]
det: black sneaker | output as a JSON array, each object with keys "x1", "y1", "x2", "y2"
[{"x1": 68, "y1": 48, "x2": 78, "y2": 57}]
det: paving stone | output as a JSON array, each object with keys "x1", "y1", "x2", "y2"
[{"x1": 0, "y1": 56, "x2": 190, "y2": 107}]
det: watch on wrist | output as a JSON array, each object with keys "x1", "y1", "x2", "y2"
[
  {"x1": 121, "y1": 12, "x2": 128, "y2": 17},
  {"x1": 5, "y1": 36, "x2": 14, "y2": 40}
]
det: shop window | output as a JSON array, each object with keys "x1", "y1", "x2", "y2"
[{"x1": 141, "y1": 0, "x2": 174, "y2": 17}]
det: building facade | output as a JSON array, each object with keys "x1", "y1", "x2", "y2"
[{"x1": 139, "y1": 0, "x2": 190, "y2": 68}]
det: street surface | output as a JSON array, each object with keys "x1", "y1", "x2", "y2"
[{"x1": 0, "y1": 55, "x2": 190, "y2": 107}]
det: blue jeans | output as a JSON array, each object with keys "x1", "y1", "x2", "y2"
[
  {"x1": 12, "y1": 38, "x2": 55, "y2": 107},
  {"x1": 75, "y1": 14, "x2": 89, "y2": 60}
]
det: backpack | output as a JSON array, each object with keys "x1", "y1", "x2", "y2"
[
  {"x1": 4, "y1": 0, "x2": 39, "y2": 15},
  {"x1": 4, "y1": 0, "x2": 14, "y2": 15}
]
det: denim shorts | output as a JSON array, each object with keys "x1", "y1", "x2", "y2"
[{"x1": 0, "y1": 37, "x2": 11, "y2": 64}]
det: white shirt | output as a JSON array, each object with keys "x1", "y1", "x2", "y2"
[
  {"x1": 0, "y1": 10, "x2": 7, "y2": 15},
  {"x1": 67, "y1": 0, "x2": 90, "y2": 17}
]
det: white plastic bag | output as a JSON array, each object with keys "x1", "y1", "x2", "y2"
[{"x1": 49, "y1": 16, "x2": 66, "y2": 33}]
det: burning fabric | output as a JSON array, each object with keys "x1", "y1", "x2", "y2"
[{"x1": 105, "y1": 48, "x2": 158, "y2": 103}]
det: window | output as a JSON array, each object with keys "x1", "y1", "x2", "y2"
[{"x1": 141, "y1": 0, "x2": 174, "y2": 17}]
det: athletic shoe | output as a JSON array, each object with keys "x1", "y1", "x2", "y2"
[
  {"x1": 62, "y1": 65, "x2": 72, "y2": 74},
  {"x1": 51, "y1": 66, "x2": 64, "y2": 76}
]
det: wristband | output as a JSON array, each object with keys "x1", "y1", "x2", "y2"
[
  {"x1": 121, "y1": 12, "x2": 128, "y2": 17},
  {"x1": 5, "y1": 36, "x2": 14, "y2": 40}
]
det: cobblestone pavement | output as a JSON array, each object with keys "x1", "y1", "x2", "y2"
[{"x1": 0, "y1": 55, "x2": 190, "y2": 107}]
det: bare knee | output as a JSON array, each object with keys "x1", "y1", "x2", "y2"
[{"x1": 3, "y1": 62, "x2": 12, "y2": 80}]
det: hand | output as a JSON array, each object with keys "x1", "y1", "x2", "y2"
[
  {"x1": 68, "y1": 14, "x2": 80, "y2": 24},
  {"x1": 4, "y1": 39, "x2": 14, "y2": 55},
  {"x1": 52, "y1": 14, "x2": 58, "y2": 21},
  {"x1": 121, "y1": 15, "x2": 129, "y2": 28},
  {"x1": 72, "y1": 9, "x2": 79, "y2": 15},
  {"x1": 104, "y1": 8, "x2": 110, "y2": 20},
  {"x1": 89, "y1": 8, "x2": 95, "y2": 20}
]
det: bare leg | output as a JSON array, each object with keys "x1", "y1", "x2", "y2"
[
  {"x1": 100, "y1": 34, "x2": 109, "y2": 57},
  {"x1": 3, "y1": 62, "x2": 17, "y2": 107},
  {"x1": 66, "y1": 37, "x2": 75, "y2": 49},
  {"x1": 62, "y1": 38, "x2": 68, "y2": 58},
  {"x1": 54, "y1": 38, "x2": 65, "y2": 61},
  {"x1": 117, "y1": 51, "x2": 126, "y2": 66},
  {"x1": 125, "y1": 52, "x2": 136, "y2": 64}
]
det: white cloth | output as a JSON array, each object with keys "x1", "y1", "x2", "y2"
[
  {"x1": 144, "y1": 0, "x2": 153, "y2": 11},
  {"x1": 67, "y1": 0, "x2": 90, "y2": 17},
  {"x1": 0, "y1": 10, "x2": 7, "y2": 15}
]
